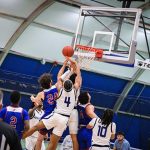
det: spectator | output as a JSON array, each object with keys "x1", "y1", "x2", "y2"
[{"x1": 113, "y1": 131, "x2": 130, "y2": 150}]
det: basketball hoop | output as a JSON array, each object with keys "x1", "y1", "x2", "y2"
[{"x1": 74, "y1": 45, "x2": 103, "y2": 70}]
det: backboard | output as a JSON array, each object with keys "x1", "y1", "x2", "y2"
[{"x1": 73, "y1": 6, "x2": 142, "y2": 66}]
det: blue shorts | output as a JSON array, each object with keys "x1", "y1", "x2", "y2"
[{"x1": 77, "y1": 127, "x2": 92, "y2": 150}]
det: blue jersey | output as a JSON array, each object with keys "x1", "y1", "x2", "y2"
[
  {"x1": 77, "y1": 103, "x2": 93, "y2": 149},
  {"x1": 0, "y1": 106, "x2": 29, "y2": 139},
  {"x1": 42, "y1": 85, "x2": 58, "y2": 117},
  {"x1": 77, "y1": 103, "x2": 93, "y2": 126}
]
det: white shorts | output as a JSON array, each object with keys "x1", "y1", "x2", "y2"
[
  {"x1": 42, "y1": 113, "x2": 69, "y2": 137},
  {"x1": 25, "y1": 136, "x2": 45, "y2": 150},
  {"x1": 68, "y1": 109, "x2": 78, "y2": 134}
]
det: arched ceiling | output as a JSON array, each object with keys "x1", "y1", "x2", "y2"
[{"x1": 0, "y1": 0, "x2": 150, "y2": 84}]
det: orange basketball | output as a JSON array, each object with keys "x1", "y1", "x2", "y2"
[{"x1": 62, "y1": 46, "x2": 74, "y2": 57}]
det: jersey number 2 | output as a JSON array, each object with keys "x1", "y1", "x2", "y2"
[
  {"x1": 64, "y1": 97, "x2": 71, "y2": 107},
  {"x1": 97, "y1": 125, "x2": 107, "y2": 137},
  {"x1": 10, "y1": 116, "x2": 17, "y2": 128}
]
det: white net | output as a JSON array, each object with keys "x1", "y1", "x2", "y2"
[
  {"x1": 74, "y1": 45, "x2": 103, "y2": 70},
  {"x1": 74, "y1": 50, "x2": 95, "y2": 70}
]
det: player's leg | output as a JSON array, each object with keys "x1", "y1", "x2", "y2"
[
  {"x1": 25, "y1": 136, "x2": 37, "y2": 150},
  {"x1": 85, "y1": 128, "x2": 92, "y2": 150},
  {"x1": 47, "y1": 113, "x2": 69, "y2": 150},
  {"x1": 78, "y1": 127, "x2": 92, "y2": 150},
  {"x1": 69, "y1": 109, "x2": 79, "y2": 150},
  {"x1": 46, "y1": 133, "x2": 61, "y2": 150},
  {"x1": 35, "y1": 133, "x2": 45, "y2": 150},
  {"x1": 70, "y1": 134, "x2": 79, "y2": 150},
  {"x1": 22, "y1": 121, "x2": 45, "y2": 138}
]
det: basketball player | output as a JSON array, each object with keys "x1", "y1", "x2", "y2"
[
  {"x1": 68, "y1": 73, "x2": 81, "y2": 150},
  {"x1": 23, "y1": 58, "x2": 81, "y2": 150},
  {"x1": 25, "y1": 103, "x2": 45, "y2": 150},
  {"x1": 77, "y1": 92, "x2": 97, "y2": 150},
  {"x1": 29, "y1": 72, "x2": 58, "y2": 150},
  {"x1": 87, "y1": 109, "x2": 116, "y2": 150},
  {"x1": 0, "y1": 91, "x2": 29, "y2": 139}
]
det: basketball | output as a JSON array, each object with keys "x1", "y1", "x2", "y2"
[{"x1": 62, "y1": 46, "x2": 74, "y2": 57}]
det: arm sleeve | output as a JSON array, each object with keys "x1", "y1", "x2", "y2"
[
  {"x1": 0, "y1": 108, "x2": 6, "y2": 119},
  {"x1": 88, "y1": 118, "x2": 97, "y2": 127},
  {"x1": 112, "y1": 122, "x2": 116, "y2": 134},
  {"x1": 23, "y1": 109, "x2": 29, "y2": 121}
]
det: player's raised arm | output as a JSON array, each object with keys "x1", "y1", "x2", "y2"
[
  {"x1": 56, "y1": 58, "x2": 73, "y2": 92},
  {"x1": 30, "y1": 92, "x2": 44, "y2": 107},
  {"x1": 86, "y1": 104, "x2": 97, "y2": 119},
  {"x1": 68, "y1": 58, "x2": 81, "y2": 90},
  {"x1": 57, "y1": 59, "x2": 69, "y2": 81}
]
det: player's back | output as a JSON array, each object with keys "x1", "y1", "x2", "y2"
[
  {"x1": 54, "y1": 88, "x2": 76, "y2": 116},
  {"x1": 92, "y1": 118, "x2": 116, "y2": 146},
  {"x1": 77, "y1": 103, "x2": 92, "y2": 126},
  {"x1": 43, "y1": 85, "x2": 58, "y2": 114},
  {"x1": 3, "y1": 106, "x2": 28, "y2": 139}
]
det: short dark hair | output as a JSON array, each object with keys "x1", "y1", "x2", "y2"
[
  {"x1": 117, "y1": 131, "x2": 125, "y2": 136},
  {"x1": 64, "y1": 80, "x2": 73, "y2": 92},
  {"x1": 38, "y1": 73, "x2": 52, "y2": 89},
  {"x1": 78, "y1": 92, "x2": 89, "y2": 105},
  {"x1": 10, "y1": 91, "x2": 21, "y2": 104},
  {"x1": 69, "y1": 73, "x2": 77, "y2": 84}
]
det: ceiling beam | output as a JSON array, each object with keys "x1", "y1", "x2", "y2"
[
  {"x1": 138, "y1": 1, "x2": 150, "y2": 10},
  {"x1": 0, "y1": 0, "x2": 55, "y2": 66},
  {"x1": 113, "y1": 68, "x2": 145, "y2": 112}
]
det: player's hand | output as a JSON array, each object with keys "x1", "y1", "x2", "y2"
[
  {"x1": 30, "y1": 95, "x2": 36, "y2": 102},
  {"x1": 64, "y1": 58, "x2": 69, "y2": 66}
]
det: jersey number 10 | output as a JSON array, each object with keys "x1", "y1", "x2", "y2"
[{"x1": 97, "y1": 125, "x2": 107, "y2": 137}]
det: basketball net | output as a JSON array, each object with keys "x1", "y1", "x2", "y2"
[{"x1": 74, "y1": 45, "x2": 103, "y2": 70}]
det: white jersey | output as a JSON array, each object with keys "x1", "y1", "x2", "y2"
[
  {"x1": 74, "y1": 88, "x2": 80, "y2": 106},
  {"x1": 89, "y1": 118, "x2": 116, "y2": 146},
  {"x1": 54, "y1": 88, "x2": 76, "y2": 116},
  {"x1": 29, "y1": 109, "x2": 44, "y2": 137}
]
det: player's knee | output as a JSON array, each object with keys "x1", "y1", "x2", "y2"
[{"x1": 33, "y1": 125, "x2": 39, "y2": 132}]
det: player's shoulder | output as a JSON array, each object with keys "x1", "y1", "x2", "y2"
[
  {"x1": 86, "y1": 103, "x2": 94, "y2": 109},
  {"x1": 0, "y1": 107, "x2": 7, "y2": 111},
  {"x1": 112, "y1": 122, "x2": 116, "y2": 126}
]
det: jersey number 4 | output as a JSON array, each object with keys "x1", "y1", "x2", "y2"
[
  {"x1": 64, "y1": 97, "x2": 71, "y2": 107},
  {"x1": 97, "y1": 125, "x2": 107, "y2": 137}
]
